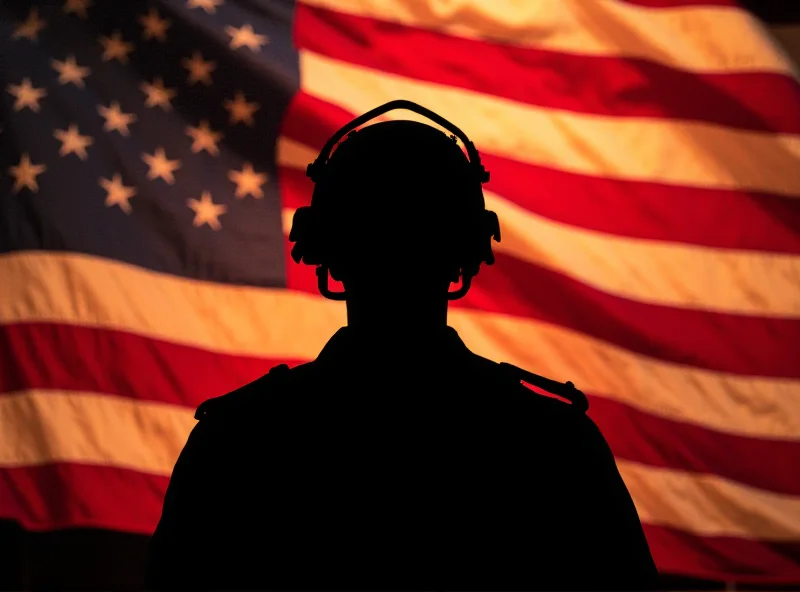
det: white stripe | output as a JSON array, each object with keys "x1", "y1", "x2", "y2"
[{"x1": 620, "y1": 460, "x2": 800, "y2": 541}]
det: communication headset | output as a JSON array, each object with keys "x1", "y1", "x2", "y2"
[{"x1": 288, "y1": 100, "x2": 501, "y2": 301}]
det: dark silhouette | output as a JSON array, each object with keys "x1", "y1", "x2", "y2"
[{"x1": 145, "y1": 101, "x2": 659, "y2": 590}]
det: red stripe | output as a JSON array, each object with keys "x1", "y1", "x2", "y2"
[
  {"x1": 644, "y1": 524, "x2": 800, "y2": 583},
  {"x1": 295, "y1": 3, "x2": 800, "y2": 135},
  {"x1": 589, "y1": 396, "x2": 800, "y2": 496},
  {"x1": 2, "y1": 466, "x2": 799, "y2": 582},
  {"x1": 481, "y1": 152, "x2": 800, "y2": 255},
  {"x1": 474, "y1": 255, "x2": 800, "y2": 378},
  {"x1": 475, "y1": 254, "x2": 800, "y2": 377},
  {"x1": 0, "y1": 323, "x2": 300, "y2": 408},
  {"x1": 0, "y1": 463, "x2": 168, "y2": 535},
  {"x1": 280, "y1": 165, "x2": 800, "y2": 378},
  {"x1": 3, "y1": 322, "x2": 797, "y2": 496},
  {"x1": 282, "y1": 92, "x2": 800, "y2": 254}
]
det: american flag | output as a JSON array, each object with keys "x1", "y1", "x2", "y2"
[{"x1": 1, "y1": 0, "x2": 799, "y2": 585}]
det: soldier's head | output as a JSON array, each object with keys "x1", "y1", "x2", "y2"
[{"x1": 289, "y1": 102, "x2": 500, "y2": 310}]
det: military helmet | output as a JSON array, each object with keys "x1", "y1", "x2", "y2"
[{"x1": 289, "y1": 101, "x2": 501, "y2": 300}]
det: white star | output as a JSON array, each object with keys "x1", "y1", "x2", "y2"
[
  {"x1": 225, "y1": 24, "x2": 268, "y2": 52},
  {"x1": 186, "y1": 120, "x2": 223, "y2": 155},
  {"x1": 99, "y1": 173, "x2": 136, "y2": 214},
  {"x1": 186, "y1": 0, "x2": 223, "y2": 14},
  {"x1": 51, "y1": 55, "x2": 91, "y2": 87},
  {"x1": 224, "y1": 91, "x2": 259, "y2": 126},
  {"x1": 99, "y1": 31, "x2": 134, "y2": 63},
  {"x1": 7, "y1": 78, "x2": 46, "y2": 112},
  {"x1": 228, "y1": 162, "x2": 268, "y2": 199},
  {"x1": 188, "y1": 191, "x2": 227, "y2": 230},
  {"x1": 64, "y1": 0, "x2": 92, "y2": 19},
  {"x1": 139, "y1": 8, "x2": 171, "y2": 42},
  {"x1": 9, "y1": 153, "x2": 46, "y2": 193},
  {"x1": 142, "y1": 147, "x2": 181, "y2": 184},
  {"x1": 98, "y1": 101, "x2": 137, "y2": 136},
  {"x1": 54, "y1": 124, "x2": 94, "y2": 160},
  {"x1": 182, "y1": 51, "x2": 216, "y2": 85},
  {"x1": 13, "y1": 8, "x2": 46, "y2": 41},
  {"x1": 140, "y1": 77, "x2": 176, "y2": 110}
]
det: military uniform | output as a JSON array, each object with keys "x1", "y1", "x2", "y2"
[{"x1": 146, "y1": 326, "x2": 658, "y2": 590}]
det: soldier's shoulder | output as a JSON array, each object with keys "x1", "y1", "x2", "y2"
[
  {"x1": 466, "y1": 351, "x2": 589, "y2": 417},
  {"x1": 194, "y1": 361, "x2": 318, "y2": 422},
  {"x1": 465, "y1": 353, "x2": 609, "y2": 455}
]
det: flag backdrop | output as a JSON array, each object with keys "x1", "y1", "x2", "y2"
[{"x1": 2, "y1": 0, "x2": 800, "y2": 586}]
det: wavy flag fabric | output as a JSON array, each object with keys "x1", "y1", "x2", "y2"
[{"x1": 1, "y1": 0, "x2": 799, "y2": 584}]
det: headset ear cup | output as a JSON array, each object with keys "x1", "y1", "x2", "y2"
[
  {"x1": 288, "y1": 206, "x2": 310, "y2": 242},
  {"x1": 289, "y1": 206, "x2": 321, "y2": 265},
  {"x1": 481, "y1": 209, "x2": 500, "y2": 265},
  {"x1": 290, "y1": 242, "x2": 304, "y2": 264}
]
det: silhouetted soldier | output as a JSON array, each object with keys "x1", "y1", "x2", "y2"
[{"x1": 146, "y1": 101, "x2": 659, "y2": 591}]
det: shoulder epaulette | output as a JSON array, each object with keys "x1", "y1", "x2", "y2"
[
  {"x1": 194, "y1": 363, "x2": 293, "y2": 420},
  {"x1": 498, "y1": 362, "x2": 589, "y2": 413}
]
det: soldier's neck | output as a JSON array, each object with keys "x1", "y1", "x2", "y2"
[{"x1": 345, "y1": 295, "x2": 449, "y2": 338}]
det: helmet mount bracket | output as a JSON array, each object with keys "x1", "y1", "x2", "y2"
[{"x1": 315, "y1": 265, "x2": 476, "y2": 302}]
